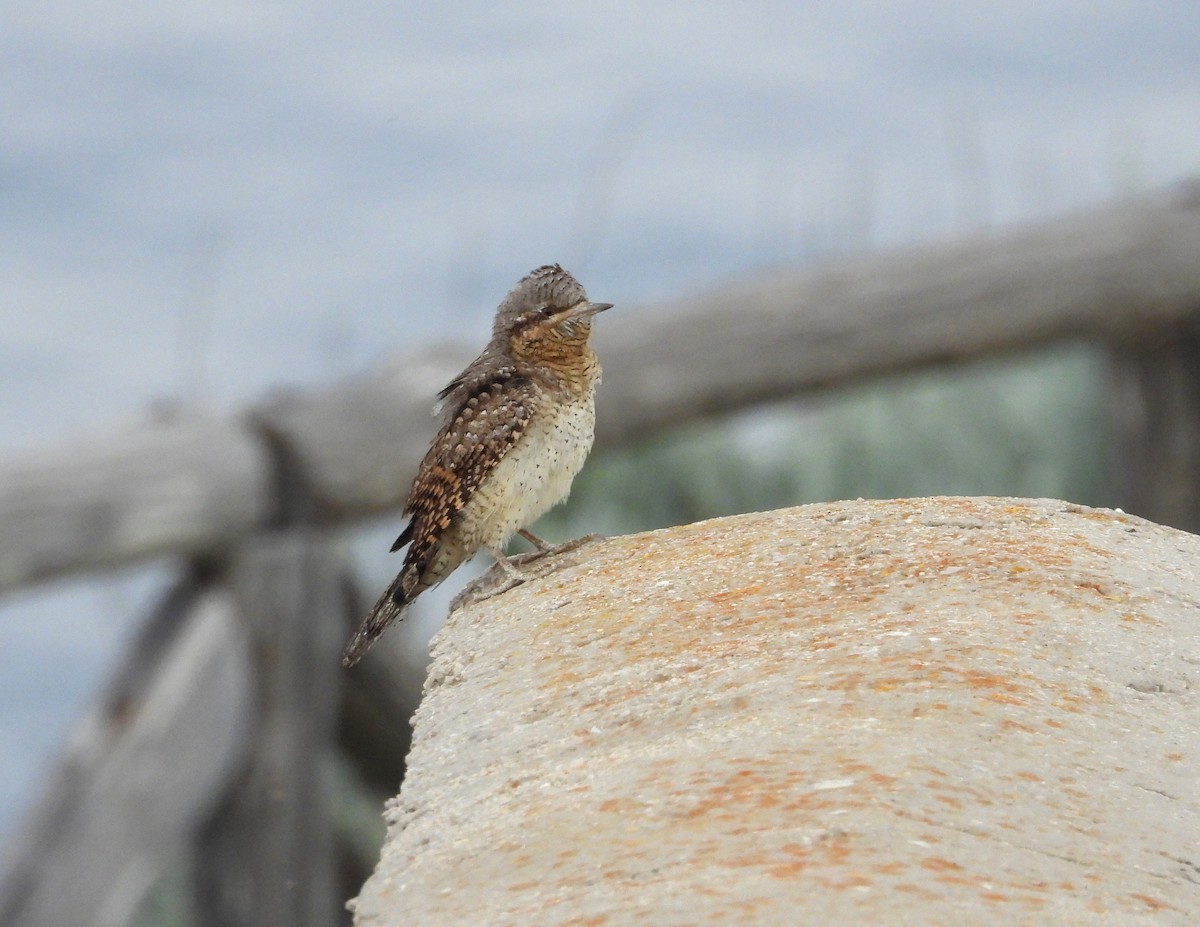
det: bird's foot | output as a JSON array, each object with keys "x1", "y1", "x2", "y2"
[
  {"x1": 513, "y1": 531, "x2": 605, "y2": 563},
  {"x1": 452, "y1": 534, "x2": 605, "y2": 610}
]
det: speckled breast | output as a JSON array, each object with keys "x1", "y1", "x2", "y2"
[{"x1": 463, "y1": 383, "x2": 597, "y2": 550}]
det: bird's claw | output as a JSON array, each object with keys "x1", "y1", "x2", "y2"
[{"x1": 451, "y1": 533, "x2": 605, "y2": 610}]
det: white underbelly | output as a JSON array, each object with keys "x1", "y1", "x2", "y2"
[{"x1": 467, "y1": 391, "x2": 596, "y2": 549}]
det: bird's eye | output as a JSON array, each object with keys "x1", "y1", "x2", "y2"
[{"x1": 539, "y1": 303, "x2": 556, "y2": 317}]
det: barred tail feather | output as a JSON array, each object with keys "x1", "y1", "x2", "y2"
[{"x1": 341, "y1": 565, "x2": 418, "y2": 667}]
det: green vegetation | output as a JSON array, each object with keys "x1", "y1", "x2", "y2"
[{"x1": 537, "y1": 341, "x2": 1109, "y2": 540}]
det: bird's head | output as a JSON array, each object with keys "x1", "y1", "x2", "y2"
[{"x1": 493, "y1": 264, "x2": 611, "y2": 358}]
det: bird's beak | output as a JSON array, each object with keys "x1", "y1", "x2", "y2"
[{"x1": 570, "y1": 300, "x2": 613, "y2": 319}]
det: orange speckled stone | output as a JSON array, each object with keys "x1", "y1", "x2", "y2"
[{"x1": 351, "y1": 497, "x2": 1200, "y2": 926}]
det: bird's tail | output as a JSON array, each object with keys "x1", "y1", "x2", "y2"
[{"x1": 341, "y1": 565, "x2": 419, "y2": 667}]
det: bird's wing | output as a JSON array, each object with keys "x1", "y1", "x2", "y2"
[
  {"x1": 433, "y1": 350, "x2": 517, "y2": 417},
  {"x1": 391, "y1": 370, "x2": 536, "y2": 569}
]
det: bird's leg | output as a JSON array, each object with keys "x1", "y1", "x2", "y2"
[
  {"x1": 517, "y1": 528, "x2": 553, "y2": 551},
  {"x1": 453, "y1": 535, "x2": 605, "y2": 610},
  {"x1": 451, "y1": 545, "x2": 536, "y2": 603},
  {"x1": 449, "y1": 540, "x2": 603, "y2": 616},
  {"x1": 486, "y1": 546, "x2": 528, "y2": 583},
  {"x1": 514, "y1": 528, "x2": 604, "y2": 562},
  {"x1": 449, "y1": 548, "x2": 525, "y2": 610}
]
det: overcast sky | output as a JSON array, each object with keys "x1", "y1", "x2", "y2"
[{"x1": 2, "y1": 0, "x2": 1199, "y2": 837}]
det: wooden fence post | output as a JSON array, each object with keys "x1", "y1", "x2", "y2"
[
  {"x1": 193, "y1": 528, "x2": 346, "y2": 926},
  {"x1": 1106, "y1": 321, "x2": 1200, "y2": 533},
  {"x1": 0, "y1": 578, "x2": 253, "y2": 927}
]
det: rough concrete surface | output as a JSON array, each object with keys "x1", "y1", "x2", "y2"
[{"x1": 350, "y1": 497, "x2": 1200, "y2": 926}]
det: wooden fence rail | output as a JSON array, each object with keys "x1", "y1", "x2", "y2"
[
  {"x1": 1, "y1": 181, "x2": 1199, "y2": 926},
  {"x1": 3, "y1": 181, "x2": 1200, "y2": 594}
]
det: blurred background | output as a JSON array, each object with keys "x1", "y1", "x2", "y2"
[{"x1": 3, "y1": 2, "x2": 1200, "y2": 924}]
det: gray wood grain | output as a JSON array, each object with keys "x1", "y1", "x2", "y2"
[
  {"x1": 0, "y1": 588, "x2": 253, "y2": 927},
  {"x1": 1107, "y1": 324, "x2": 1200, "y2": 531},
  {"x1": 193, "y1": 530, "x2": 346, "y2": 927},
  {"x1": 592, "y1": 179, "x2": 1200, "y2": 437},
  {"x1": 0, "y1": 415, "x2": 270, "y2": 590}
]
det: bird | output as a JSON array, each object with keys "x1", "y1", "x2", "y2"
[{"x1": 341, "y1": 264, "x2": 611, "y2": 667}]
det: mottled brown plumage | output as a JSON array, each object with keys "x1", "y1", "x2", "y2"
[{"x1": 341, "y1": 264, "x2": 610, "y2": 666}]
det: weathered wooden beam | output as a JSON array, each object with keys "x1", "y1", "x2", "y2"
[
  {"x1": 3, "y1": 183, "x2": 1199, "y2": 592},
  {"x1": 193, "y1": 528, "x2": 346, "y2": 927},
  {"x1": 592, "y1": 179, "x2": 1200, "y2": 438},
  {"x1": 0, "y1": 582, "x2": 254, "y2": 927},
  {"x1": 0, "y1": 415, "x2": 271, "y2": 591},
  {"x1": 1106, "y1": 321, "x2": 1200, "y2": 532},
  {"x1": 250, "y1": 344, "x2": 466, "y2": 520}
]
